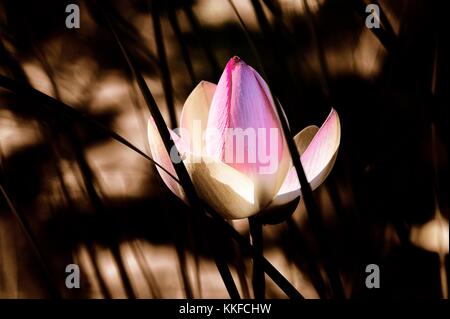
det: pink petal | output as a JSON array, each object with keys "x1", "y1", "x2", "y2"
[
  {"x1": 147, "y1": 118, "x2": 188, "y2": 201},
  {"x1": 270, "y1": 108, "x2": 341, "y2": 207},
  {"x1": 205, "y1": 56, "x2": 286, "y2": 205},
  {"x1": 179, "y1": 81, "x2": 216, "y2": 155},
  {"x1": 301, "y1": 108, "x2": 340, "y2": 188}
]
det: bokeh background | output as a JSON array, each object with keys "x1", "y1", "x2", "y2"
[{"x1": 0, "y1": 0, "x2": 448, "y2": 299}]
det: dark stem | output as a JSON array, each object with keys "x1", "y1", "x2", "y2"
[
  {"x1": 65, "y1": 121, "x2": 137, "y2": 299},
  {"x1": 167, "y1": 201, "x2": 194, "y2": 299},
  {"x1": 174, "y1": 237, "x2": 194, "y2": 298},
  {"x1": 182, "y1": 4, "x2": 221, "y2": 78},
  {"x1": 209, "y1": 216, "x2": 304, "y2": 300},
  {"x1": 209, "y1": 227, "x2": 241, "y2": 300},
  {"x1": 168, "y1": 4, "x2": 197, "y2": 85},
  {"x1": 249, "y1": 217, "x2": 265, "y2": 299},
  {"x1": 372, "y1": 0, "x2": 397, "y2": 39},
  {"x1": 214, "y1": 256, "x2": 241, "y2": 299},
  {"x1": 0, "y1": 75, "x2": 178, "y2": 183},
  {"x1": 151, "y1": 1, "x2": 177, "y2": 129},
  {"x1": 132, "y1": 241, "x2": 162, "y2": 298},
  {"x1": 350, "y1": 0, "x2": 397, "y2": 51},
  {"x1": 286, "y1": 217, "x2": 329, "y2": 298},
  {"x1": 0, "y1": 184, "x2": 61, "y2": 299},
  {"x1": 303, "y1": 0, "x2": 331, "y2": 103},
  {"x1": 230, "y1": 233, "x2": 251, "y2": 298},
  {"x1": 86, "y1": 242, "x2": 112, "y2": 299}
]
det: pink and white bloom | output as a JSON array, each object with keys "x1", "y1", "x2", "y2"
[{"x1": 148, "y1": 56, "x2": 341, "y2": 219}]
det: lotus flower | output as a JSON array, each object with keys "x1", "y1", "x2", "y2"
[{"x1": 148, "y1": 56, "x2": 340, "y2": 220}]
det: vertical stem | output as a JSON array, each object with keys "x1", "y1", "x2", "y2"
[
  {"x1": 182, "y1": 4, "x2": 221, "y2": 78},
  {"x1": 174, "y1": 239, "x2": 194, "y2": 299},
  {"x1": 152, "y1": 3, "x2": 205, "y2": 294},
  {"x1": 163, "y1": 201, "x2": 194, "y2": 299},
  {"x1": 212, "y1": 251, "x2": 241, "y2": 299},
  {"x1": 229, "y1": 229, "x2": 251, "y2": 298},
  {"x1": 87, "y1": 243, "x2": 112, "y2": 299},
  {"x1": 151, "y1": 1, "x2": 177, "y2": 129},
  {"x1": 168, "y1": 4, "x2": 197, "y2": 85},
  {"x1": 351, "y1": 0, "x2": 396, "y2": 51},
  {"x1": 372, "y1": 0, "x2": 397, "y2": 38},
  {"x1": 132, "y1": 240, "x2": 162, "y2": 298},
  {"x1": 303, "y1": 0, "x2": 331, "y2": 103},
  {"x1": 0, "y1": 184, "x2": 61, "y2": 298},
  {"x1": 249, "y1": 217, "x2": 265, "y2": 299},
  {"x1": 67, "y1": 127, "x2": 136, "y2": 299},
  {"x1": 204, "y1": 217, "x2": 241, "y2": 299},
  {"x1": 286, "y1": 217, "x2": 329, "y2": 298}
]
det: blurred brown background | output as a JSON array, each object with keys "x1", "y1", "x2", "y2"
[{"x1": 0, "y1": 0, "x2": 448, "y2": 299}]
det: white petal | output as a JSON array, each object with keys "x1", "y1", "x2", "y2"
[
  {"x1": 184, "y1": 154, "x2": 260, "y2": 219},
  {"x1": 179, "y1": 81, "x2": 216, "y2": 155},
  {"x1": 147, "y1": 118, "x2": 186, "y2": 201}
]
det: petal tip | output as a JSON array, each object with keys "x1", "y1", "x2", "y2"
[
  {"x1": 226, "y1": 55, "x2": 248, "y2": 71},
  {"x1": 229, "y1": 55, "x2": 242, "y2": 64}
]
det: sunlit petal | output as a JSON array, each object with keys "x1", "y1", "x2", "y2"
[
  {"x1": 147, "y1": 118, "x2": 187, "y2": 201},
  {"x1": 185, "y1": 154, "x2": 259, "y2": 219},
  {"x1": 179, "y1": 81, "x2": 216, "y2": 155}
]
